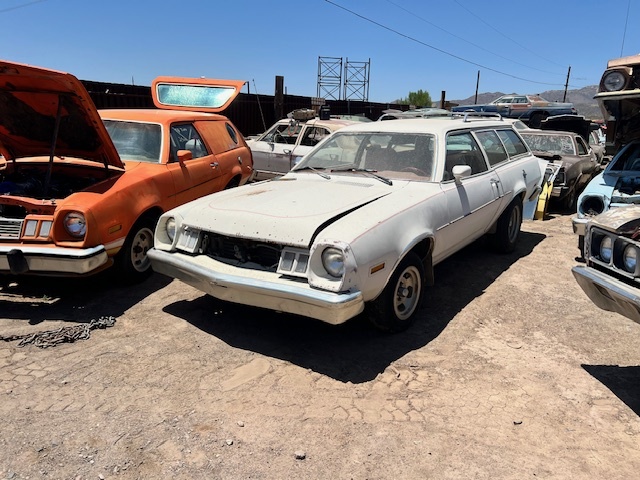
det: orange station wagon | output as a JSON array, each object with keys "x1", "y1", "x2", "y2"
[{"x1": 0, "y1": 60, "x2": 253, "y2": 281}]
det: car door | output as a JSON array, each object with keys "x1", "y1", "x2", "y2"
[
  {"x1": 575, "y1": 135, "x2": 598, "y2": 187},
  {"x1": 168, "y1": 123, "x2": 224, "y2": 205},
  {"x1": 437, "y1": 131, "x2": 503, "y2": 259}
]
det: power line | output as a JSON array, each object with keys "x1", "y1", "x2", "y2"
[
  {"x1": 621, "y1": 0, "x2": 631, "y2": 56},
  {"x1": 0, "y1": 0, "x2": 48, "y2": 14},
  {"x1": 324, "y1": 0, "x2": 574, "y2": 88},
  {"x1": 451, "y1": 0, "x2": 567, "y2": 69},
  {"x1": 384, "y1": 0, "x2": 565, "y2": 77}
]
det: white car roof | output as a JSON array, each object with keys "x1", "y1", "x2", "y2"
[
  {"x1": 274, "y1": 117, "x2": 359, "y2": 132},
  {"x1": 334, "y1": 116, "x2": 517, "y2": 136}
]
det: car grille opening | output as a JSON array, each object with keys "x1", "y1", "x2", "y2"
[{"x1": 201, "y1": 232, "x2": 284, "y2": 271}]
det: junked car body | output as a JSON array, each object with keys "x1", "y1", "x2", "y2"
[
  {"x1": 572, "y1": 205, "x2": 640, "y2": 324},
  {"x1": 520, "y1": 129, "x2": 598, "y2": 210},
  {"x1": 148, "y1": 115, "x2": 543, "y2": 332},
  {"x1": 0, "y1": 60, "x2": 253, "y2": 280},
  {"x1": 246, "y1": 110, "x2": 357, "y2": 181}
]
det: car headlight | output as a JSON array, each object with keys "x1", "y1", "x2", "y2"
[
  {"x1": 63, "y1": 212, "x2": 86, "y2": 238},
  {"x1": 600, "y1": 236, "x2": 613, "y2": 263},
  {"x1": 601, "y1": 70, "x2": 627, "y2": 92},
  {"x1": 322, "y1": 247, "x2": 345, "y2": 278},
  {"x1": 166, "y1": 217, "x2": 176, "y2": 242},
  {"x1": 623, "y1": 245, "x2": 638, "y2": 273}
]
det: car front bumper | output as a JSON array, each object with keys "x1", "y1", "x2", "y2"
[
  {"x1": 0, "y1": 244, "x2": 109, "y2": 276},
  {"x1": 148, "y1": 249, "x2": 365, "y2": 325},
  {"x1": 572, "y1": 265, "x2": 640, "y2": 325},
  {"x1": 572, "y1": 216, "x2": 588, "y2": 236}
]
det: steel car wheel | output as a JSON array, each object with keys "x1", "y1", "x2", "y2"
[
  {"x1": 492, "y1": 198, "x2": 522, "y2": 253},
  {"x1": 116, "y1": 216, "x2": 157, "y2": 282},
  {"x1": 367, "y1": 252, "x2": 424, "y2": 333}
]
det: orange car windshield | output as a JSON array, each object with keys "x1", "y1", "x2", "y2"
[{"x1": 103, "y1": 120, "x2": 162, "y2": 163}]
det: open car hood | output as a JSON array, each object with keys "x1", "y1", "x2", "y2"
[
  {"x1": 541, "y1": 114, "x2": 594, "y2": 142},
  {"x1": 0, "y1": 60, "x2": 123, "y2": 168}
]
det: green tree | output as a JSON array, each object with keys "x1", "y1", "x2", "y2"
[{"x1": 400, "y1": 89, "x2": 433, "y2": 108}]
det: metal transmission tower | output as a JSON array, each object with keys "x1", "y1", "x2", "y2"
[
  {"x1": 343, "y1": 58, "x2": 370, "y2": 102},
  {"x1": 317, "y1": 56, "x2": 343, "y2": 100}
]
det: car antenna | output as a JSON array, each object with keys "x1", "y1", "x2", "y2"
[{"x1": 252, "y1": 79, "x2": 267, "y2": 132}]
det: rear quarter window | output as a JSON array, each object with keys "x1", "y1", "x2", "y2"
[
  {"x1": 496, "y1": 129, "x2": 528, "y2": 157},
  {"x1": 196, "y1": 120, "x2": 243, "y2": 154}
]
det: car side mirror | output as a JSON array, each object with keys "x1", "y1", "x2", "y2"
[
  {"x1": 176, "y1": 149, "x2": 193, "y2": 165},
  {"x1": 452, "y1": 165, "x2": 472, "y2": 184}
]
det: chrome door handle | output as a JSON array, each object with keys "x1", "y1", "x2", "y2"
[{"x1": 210, "y1": 162, "x2": 219, "y2": 168}]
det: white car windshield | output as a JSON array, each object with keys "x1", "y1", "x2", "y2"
[{"x1": 293, "y1": 132, "x2": 436, "y2": 180}]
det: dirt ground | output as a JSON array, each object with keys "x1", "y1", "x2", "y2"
[{"x1": 1, "y1": 211, "x2": 640, "y2": 480}]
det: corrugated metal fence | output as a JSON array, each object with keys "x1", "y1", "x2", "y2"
[{"x1": 81, "y1": 80, "x2": 405, "y2": 137}]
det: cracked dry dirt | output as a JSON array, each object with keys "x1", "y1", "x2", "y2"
[{"x1": 1, "y1": 212, "x2": 640, "y2": 480}]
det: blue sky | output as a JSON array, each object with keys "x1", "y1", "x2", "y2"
[{"x1": 1, "y1": 0, "x2": 637, "y2": 102}]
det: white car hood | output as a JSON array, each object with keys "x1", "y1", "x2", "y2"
[{"x1": 182, "y1": 174, "x2": 405, "y2": 247}]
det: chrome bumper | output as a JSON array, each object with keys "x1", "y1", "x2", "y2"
[
  {"x1": 572, "y1": 265, "x2": 640, "y2": 325},
  {"x1": 572, "y1": 216, "x2": 587, "y2": 236},
  {"x1": 148, "y1": 249, "x2": 364, "y2": 325},
  {"x1": 0, "y1": 244, "x2": 109, "y2": 275}
]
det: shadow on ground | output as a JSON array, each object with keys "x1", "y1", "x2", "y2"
[
  {"x1": 582, "y1": 364, "x2": 640, "y2": 417},
  {"x1": 0, "y1": 271, "x2": 171, "y2": 325},
  {"x1": 163, "y1": 231, "x2": 546, "y2": 383}
]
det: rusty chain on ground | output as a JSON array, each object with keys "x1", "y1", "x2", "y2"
[{"x1": 0, "y1": 316, "x2": 117, "y2": 348}]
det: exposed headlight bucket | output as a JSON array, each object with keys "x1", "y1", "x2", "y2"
[
  {"x1": 580, "y1": 196, "x2": 605, "y2": 216},
  {"x1": 602, "y1": 70, "x2": 627, "y2": 92},
  {"x1": 600, "y1": 236, "x2": 613, "y2": 263},
  {"x1": 64, "y1": 212, "x2": 86, "y2": 238},
  {"x1": 322, "y1": 247, "x2": 345, "y2": 278},
  {"x1": 166, "y1": 217, "x2": 176, "y2": 242},
  {"x1": 623, "y1": 245, "x2": 637, "y2": 273}
]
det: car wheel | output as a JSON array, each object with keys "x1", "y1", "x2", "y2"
[
  {"x1": 115, "y1": 215, "x2": 157, "y2": 283},
  {"x1": 562, "y1": 188, "x2": 577, "y2": 212},
  {"x1": 492, "y1": 198, "x2": 523, "y2": 253},
  {"x1": 366, "y1": 252, "x2": 424, "y2": 333},
  {"x1": 529, "y1": 112, "x2": 544, "y2": 128}
]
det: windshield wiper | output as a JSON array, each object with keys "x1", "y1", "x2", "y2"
[
  {"x1": 293, "y1": 166, "x2": 331, "y2": 179},
  {"x1": 330, "y1": 167, "x2": 393, "y2": 185}
]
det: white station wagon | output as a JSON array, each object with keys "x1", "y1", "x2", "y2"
[{"x1": 148, "y1": 115, "x2": 543, "y2": 332}]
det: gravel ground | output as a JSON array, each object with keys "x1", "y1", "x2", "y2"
[{"x1": 1, "y1": 211, "x2": 640, "y2": 480}]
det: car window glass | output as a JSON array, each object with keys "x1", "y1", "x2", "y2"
[
  {"x1": 521, "y1": 133, "x2": 575, "y2": 155},
  {"x1": 497, "y1": 129, "x2": 528, "y2": 157},
  {"x1": 475, "y1": 130, "x2": 508, "y2": 166},
  {"x1": 610, "y1": 142, "x2": 640, "y2": 170},
  {"x1": 170, "y1": 124, "x2": 209, "y2": 160},
  {"x1": 103, "y1": 120, "x2": 162, "y2": 163},
  {"x1": 576, "y1": 137, "x2": 588, "y2": 155},
  {"x1": 296, "y1": 132, "x2": 436, "y2": 180},
  {"x1": 444, "y1": 132, "x2": 487, "y2": 179},
  {"x1": 300, "y1": 127, "x2": 330, "y2": 147}
]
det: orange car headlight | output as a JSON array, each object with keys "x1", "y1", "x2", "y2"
[{"x1": 63, "y1": 212, "x2": 87, "y2": 238}]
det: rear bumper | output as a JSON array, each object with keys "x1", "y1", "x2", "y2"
[
  {"x1": 572, "y1": 265, "x2": 640, "y2": 324},
  {"x1": 148, "y1": 248, "x2": 364, "y2": 325},
  {"x1": 0, "y1": 244, "x2": 109, "y2": 276}
]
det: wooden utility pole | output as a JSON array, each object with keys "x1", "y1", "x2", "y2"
[
  {"x1": 563, "y1": 66, "x2": 571, "y2": 102},
  {"x1": 474, "y1": 71, "x2": 480, "y2": 104},
  {"x1": 275, "y1": 75, "x2": 284, "y2": 120}
]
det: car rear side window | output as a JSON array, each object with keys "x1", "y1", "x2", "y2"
[
  {"x1": 496, "y1": 129, "x2": 528, "y2": 157},
  {"x1": 475, "y1": 130, "x2": 508, "y2": 166}
]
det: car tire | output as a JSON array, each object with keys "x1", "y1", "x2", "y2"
[
  {"x1": 529, "y1": 112, "x2": 544, "y2": 128},
  {"x1": 115, "y1": 215, "x2": 157, "y2": 283},
  {"x1": 492, "y1": 197, "x2": 523, "y2": 253},
  {"x1": 366, "y1": 252, "x2": 424, "y2": 333}
]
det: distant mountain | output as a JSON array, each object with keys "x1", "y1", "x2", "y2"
[{"x1": 448, "y1": 85, "x2": 602, "y2": 121}]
